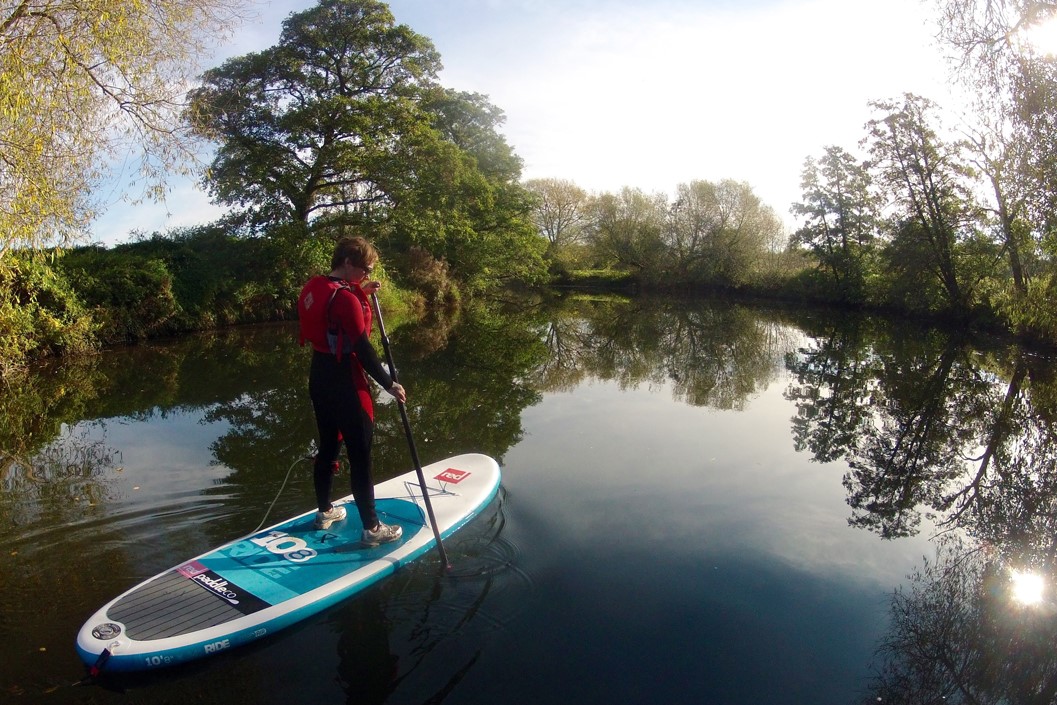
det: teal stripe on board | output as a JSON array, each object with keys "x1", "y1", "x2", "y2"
[{"x1": 200, "y1": 499, "x2": 427, "y2": 603}]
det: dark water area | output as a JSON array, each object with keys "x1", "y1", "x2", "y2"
[{"x1": 2, "y1": 294, "x2": 1057, "y2": 704}]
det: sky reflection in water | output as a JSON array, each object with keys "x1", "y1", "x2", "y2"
[{"x1": 497, "y1": 376, "x2": 935, "y2": 703}]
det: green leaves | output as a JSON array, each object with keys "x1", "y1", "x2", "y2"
[
  {"x1": 0, "y1": 253, "x2": 98, "y2": 374},
  {"x1": 0, "y1": 0, "x2": 250, "y2": 251},
  {"x1": 791, "y1": 146, "x2": 878, "y2": 301},
  {"x1": 188, "y1": 0, "x2": 442, "y2": 227},
  {"x1": 188, "y1": 0, "x2": 546, "y2": 292}
]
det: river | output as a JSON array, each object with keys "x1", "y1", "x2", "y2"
[{"x1": 2, "y1": 293, "x2": 1055, "y2": 704}]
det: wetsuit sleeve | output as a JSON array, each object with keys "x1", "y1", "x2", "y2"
[{"x1": 352, "y1": 333, "x2": 394, "y2": 390}]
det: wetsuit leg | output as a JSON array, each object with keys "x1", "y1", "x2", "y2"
[
  {"x1": 340, "y1": 407, "x2": 377, "y2": 530},
  {"x1": 309, "y1": 351, "x2": 346, "y2": 512},
  {"x1": 309, "y1": 350, "x2": 378, "y2": 528}
]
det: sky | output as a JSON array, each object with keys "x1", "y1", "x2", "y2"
[{"x1": 89, "y1": 0, "x2": 958, "y2": 245}]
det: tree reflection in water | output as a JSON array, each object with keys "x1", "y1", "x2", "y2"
[
  {"x1": 783, "y1": 316, "x2": 1057, "y2": 703},
  {"x1": 0, "y1": 354, "x2": 122, "y2": 531},
  {"x1": 862, "y1": 536, "x2": 1057, "y2": 705},
  {"x1": 0, "y1": 423, "x2": 122, "y2": 536},
  {"x1": 531, "y1": 294, "x2": 795, "y2": 410}
]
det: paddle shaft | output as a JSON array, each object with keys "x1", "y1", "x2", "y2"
[{"x1": 370, "y1": 293, "x2": 450, "y2": 569}]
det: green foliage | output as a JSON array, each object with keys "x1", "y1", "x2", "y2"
[
  {"x1": 0, "y1": 354, "x2": 109, "y2": 468},
  {"x1": 990, "y1": 277, "x2": 1057, "y2": 343},
  {"x1": 560, "y1": 269, "x2": 639, "y2": 288},
  {"x1": 188, "y1": 0, "x2": 443, "y2": 226},
  {"x1": 59, "y1": 248, "x2": 182, "y2": 343},
  {"x1": 523, "y1": 177, "x2": 591, "y2": 257},
  {"x1": 57, "y1": 223, "x2": 330, "y2": 346},
  {"x1": 589, "y1": 187, "x2": 668, "y2": 276},
  {"x1": 0, "y1": 253, "x2": 97, "y2": 375},
  {"x1": 122, "y1": 225, "x2": 325, "y2": 324},
  {"x1": 187, "y1": 0, "x2": 547, "y2": 292},
  {"x1": 543, "y1": 179, "x2": 785, "y2": 292},
  {"x1": 405, "y1": 246, "x2": 459, "y2": 309},
  {"x1": 791, "y1": 146, "x2": 878, "y2": 301},
  {"x1": 866, "y1": 94, "x2": 979, "y2": 313},
  {"x1": 876, "y1": 219, "x2": 950, "y2": 314},
  {"x1": 449, "y1": 209, "x2": 548, "y2": 292},
  {"x1": 665, "y1": 180, "x2": 781, "y2": 287},
  {"x1": 0, "y1": 218, "x2": 421, "y2": 371},
  {"x1": 0, "y1": 0, "x2": 249, "y2": 251}
]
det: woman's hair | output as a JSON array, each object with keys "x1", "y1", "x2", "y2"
[{"x1": 330, "y1": 236, "x2": 379, "y2": 270}]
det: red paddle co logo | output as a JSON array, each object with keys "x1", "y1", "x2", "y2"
[{"x1": 435, "y1": 468, "x2": 470, "y2": 484}]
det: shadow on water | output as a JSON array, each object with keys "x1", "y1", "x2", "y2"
[{"x1": 3, "y1": 294, "x2": 1057, "y2": 702}]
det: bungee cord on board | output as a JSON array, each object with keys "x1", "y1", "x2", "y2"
[{"x1": 251, "y1": 454, "x2": 316, "y2": 534}]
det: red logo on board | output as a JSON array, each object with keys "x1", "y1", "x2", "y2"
[
  {"x1": 178, "y1": 561, "x2": 208, "y2": 578},
  {"x1": 435, "y1": 468, "x2": 470, "y2": 484}
]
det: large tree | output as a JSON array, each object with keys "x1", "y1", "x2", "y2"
[
  {"x1": 188, "y1": 0, "x2": 543, "y2": 288},
  {"x1": 413, "y1": 87, "x2": 545, "y2": 288},
  {"x1": 935, "y1": 0, "x2": 1057, "y2": 89},
  {"x1": 588, "y1": 187, "x2": 668, "y2": 275},
  {"x1": 187, "y1": 0, "x2": 441, "y2": 226},
  {"x1": 667, "y1": 179, "x2": 781, "y2": 286},
  {"x1": 935, "y1": 0, "x2": 1057, "y2": 315},
  {"x1": 865, "y1": 94, "x2": 982, "y2": 312},
  {"x1": 0, "y1": 0, "x2": 247, "y2": 254},
  {"x1": 524, "y1": 178, "x2": 592, "y2": 256}
]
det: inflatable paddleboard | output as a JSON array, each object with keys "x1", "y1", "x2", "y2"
[{"x1": 76, "y1": 453, "x2": 500, "y2": 673}]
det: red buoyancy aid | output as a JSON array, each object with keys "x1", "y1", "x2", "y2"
[
  {"x1": 297, "y1": 275, "x2": 376, "y2": 421},
  {"x1": 298, "y1": 275, "x2": 342, "y2": 352}
]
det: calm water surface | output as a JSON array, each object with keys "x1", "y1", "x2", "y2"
[{"x1": 2, "y1": 295, "x2": 1055, "y2": 704}]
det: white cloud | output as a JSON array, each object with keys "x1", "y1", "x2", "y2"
[{"x1": 426, "y1": 0, "x2": 953, "y2": 218}]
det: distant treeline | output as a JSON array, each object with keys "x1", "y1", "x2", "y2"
[
  {"x1": 525, "y1": 88, "x2": 1057, "y2": 347},
  {"x1": 523, "y1": 5, "x2": 1057, "y2": 347}
]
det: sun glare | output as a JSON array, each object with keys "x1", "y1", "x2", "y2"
[
  {"x1": 1010, "y1": 569, "x2": 1045, "y2": 607},
  {"x1": 1022, "y1": 17, "x2": 1057, "y2": 57}
]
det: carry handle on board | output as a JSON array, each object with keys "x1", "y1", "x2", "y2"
[{"x1": 371, "y1": 292, "x2": 451, "y2": 570}]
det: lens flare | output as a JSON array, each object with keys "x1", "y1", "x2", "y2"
[
  {"x1": 1010, "y1": 569, "x2": 1045, "y2": 606},
  {"x1": 1022, "y1": 17, "x2": 1057, "y2": 57}
]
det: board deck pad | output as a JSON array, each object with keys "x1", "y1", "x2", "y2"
[{"x1": 76, "y1": 454, "x2": 500, "y2": 672}]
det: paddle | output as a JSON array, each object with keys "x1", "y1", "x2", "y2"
[{"x1": 370, "y1": 292, "x2": 451, "y2": 570}]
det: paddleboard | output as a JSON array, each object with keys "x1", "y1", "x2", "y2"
[{"x1": 75, "y1": 453, "x2": 501, "y2": 673}]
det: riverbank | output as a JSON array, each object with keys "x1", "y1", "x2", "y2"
[{"x1": 5, "y1": 239, "x2": 1056, "y2": 380}]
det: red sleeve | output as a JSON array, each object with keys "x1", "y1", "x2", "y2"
[{"x1": 329, "y1": 288, "x2": 366, "y2": 339}]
